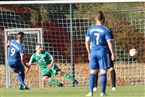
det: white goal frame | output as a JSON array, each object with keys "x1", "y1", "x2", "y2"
[
  {"x1": 0, "y1": 0, "x2": 144, "y2": 5},
  {"x1": 4, "y1": 28, "x2": 43, "y2": 88}
]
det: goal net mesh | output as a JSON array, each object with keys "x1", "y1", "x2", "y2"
[{"x1": 0, "y1": 3, "x2": 144, "y2": 88}]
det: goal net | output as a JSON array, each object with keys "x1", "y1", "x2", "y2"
[{"x1": 0, "y1": 2, "x2": 144, "y2": 88}]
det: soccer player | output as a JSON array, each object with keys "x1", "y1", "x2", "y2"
[
  {"x1": 26, "y1": 43, "x2": 78, "y2": 87},
  {"x1": 93, "y1": 29, "x2": 116, "y2": 91},
  {"x1": 85, "y1": 11, "x2": 115, "y2": 96},
  {"x1": 7, "y1": 32, "x2": 30, "y2": 90}
]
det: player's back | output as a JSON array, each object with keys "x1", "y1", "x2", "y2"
[
  {"x1": 8, "y1": 40, "x2": 24, "y2": 61},
  {"x1": 87, "y1": 25, "x2": 111, "y2": 50}
]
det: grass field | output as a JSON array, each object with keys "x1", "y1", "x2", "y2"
[{"x1": 0, "y1": 86, "x2": 144, "y2": 97}]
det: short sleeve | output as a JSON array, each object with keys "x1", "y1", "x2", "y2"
[
  {"x1": 105, "y1": 29, "x2": 113, "y2": 41},
  {"x1": 19, "y1": 46, "x2": 24, "y2": 55},
  {"x1": 85, "y1": 28, "x2": 90, "y2": 41},
  {"x1": 46, "y1": 52, "x2": 52, "y2": 59},
  {"x1": 29, "y1": 54, "x2": 36, "y2": 64}
]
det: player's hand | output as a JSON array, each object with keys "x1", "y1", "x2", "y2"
[
  {"x1": 25, "y1": 68, "x2": 28, "y2": 74},
  {"x1": 111, "y1": 54, "x2": 115, "y2": 61},
  {"x1": 26, "y1": 65, "x2": 31, "y2": 68},
  {"x1": 47, "y1": 64, "x2": 52, "y2": 69},
  {"x1": 25, "y1": 67, "x2": 30, "y2": 74},
  {"x1": 25, "y1": 65, "x2": 31, "y2": 74}
]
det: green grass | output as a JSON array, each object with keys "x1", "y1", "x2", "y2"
[{"x1": 0, "y1": 86, "x2": 144, "y2": 97}]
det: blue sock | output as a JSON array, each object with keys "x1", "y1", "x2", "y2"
[
  {"x1": 89, "y1": 74, "x2": 95, "y2": 92},
  {"x1": 17, "y1": 74, "x2": 25, "y2": 87},
  {"x1": 20, "y1": 72, "x2": 25, "y2": 87},
  {"x1": 94, "y1": 74, "x2": 97, "y2": 87},
  {"x1": 100, "y1": 74, "x2": 107, "y2": 93},
  {"x1": 20, "y1": 72, "x2": 25, "y2": 81}
]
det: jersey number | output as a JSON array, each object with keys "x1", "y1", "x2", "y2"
[
  {"x1": 94, "y1": 33, "x2": 100, "y2": 45},
  {"x1": 11, "y1": 48, "x2": 15, "y2": 56}
]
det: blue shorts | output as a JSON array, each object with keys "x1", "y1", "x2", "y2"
[
  {"x1": 8, "y1": 59, "x2": 24, "y2": 73},
  {"x1": 90, "y1": 49, "x2": 110, "y2": 70}
]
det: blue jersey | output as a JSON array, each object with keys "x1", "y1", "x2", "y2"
[
  {"x1": 86, "y1": 25, "x2": 113, "y2": 70},
  {"x1": 86, "y1": 25, "x2": 113, "y2": 49},
  {"x1": 8, "y1": 40, "x2": 24, "y2": 61}
]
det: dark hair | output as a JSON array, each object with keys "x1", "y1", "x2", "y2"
[
  {"x1": 36, "y1": 43, "x2": 41, "y2": 46},
  {"x1": 17, "y1": 31, "x2": 24, "y2": 39},
  {"x1": 96, "y1": 11, "x2": 105, "y2": 21}
]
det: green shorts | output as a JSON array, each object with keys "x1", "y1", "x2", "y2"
[{"x1": 42, "y1": 64, "x2": 60, "y2": 77}]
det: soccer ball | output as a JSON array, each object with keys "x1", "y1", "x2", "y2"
[{"x1": 129, "y1": 49, "x2": 138, "y2": 56}]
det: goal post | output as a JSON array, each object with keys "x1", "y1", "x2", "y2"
[{"x1": 4, "y1": 28, "x2": 43, "y2": 88}]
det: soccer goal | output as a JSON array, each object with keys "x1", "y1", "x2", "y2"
[{"x1": 4, "y1": 28, "x2": 43, "y2": 88}]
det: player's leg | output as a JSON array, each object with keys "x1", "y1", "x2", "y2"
[
  {"x1": 42, "y1": 76, "x2": 62, "y2": 86},
  {"x1": 109, "y1": 67, "x2": 116, "y2": 91},
  {"x1": 98, "y1": 50, "x2": 110, "y2": 96},
  {"x1": 20, "y1": 71, "x2": 25, "y2": 82},
  {"x1": 51, "y1": 64, "x2": 79, "y2": 85},
  {"x1": 93, "y1": 71, "x2": 98, "y2": 91},
  {"x1": 108, "y1": 52, "x2": 116, "y2": 91},
  {"x1": 8, "y1": 62, "x2": 27, "y2": 89},
  {"x1": 86, "y1": 52, "x2": 98, "y2": 96},
  {"x1": 86, "y1": 69, "x2": 98, "y2": 96},
  {"x1": 16, "y1": 61, "x2": 30, "y2": 90},
  {"x1": 19, "y1": 63, "x2": 26, "y2": 89},
  {"x1": 57, "y1": 70, "x2": 79, "y2": 85},
  {"x1": 15, "y1": 72, "x2": 26, "y2": 88},
  {"x1": 100, "y1": 69, "x2": 107, "y2": 96},
  {"x1": 15, "y1": 70, "x2": 29, "y2": 90},
  {"x1": 42, "y1": 68, "x2": 63, "y2": 87},
  {"x1": 48, "y1": 78, "x2": 63, "y2": 87},
  {"x1": 19, "y1": 72, "x2": 25, "y2": 90}
]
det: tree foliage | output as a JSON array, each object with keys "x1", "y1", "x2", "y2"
[{"x1": 18, "y1": 3, "x2": 145, "y2": 62}]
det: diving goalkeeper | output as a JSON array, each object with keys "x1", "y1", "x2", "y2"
[{"x1": 26, "y1": 43, "x2": 78, "y2": 87}]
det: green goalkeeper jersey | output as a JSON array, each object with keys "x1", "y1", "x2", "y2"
[{"x1": 29, "y1": 51, "x2": 52, "y2": 69}]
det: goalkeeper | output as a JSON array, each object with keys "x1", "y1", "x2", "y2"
[{"x1": 26, "y1": 43, "x2": 78, "y2": 87}]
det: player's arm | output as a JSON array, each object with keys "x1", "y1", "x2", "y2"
[
  {"x1": 25, "y1": 54, "x2": 35, "y2": 74},
  {"x1": 46, "y1": 52, "x2": 54, "y2": 69},
  {"x1": 107, "y1": 40, "x2": 115, "y2": 61},
  {"x1": 20, "y1": 47, "x2": 30, "y2": 68},
  {"x1": 85, "y1": 37, "x2": 91, "y2": 54},
  {"x1": 106, "y1": 29, "x2": 115, "y2": 61},
  {"x1": 50, "y1": 56, "x2": 54, "y2": 65},
  {"x1": 20, "y1": 54, "x2": 31, "y2": 74},
  {"x1": 20, "y1": 54, "x2": 30, "y2": 68},
  {"x1": 48, "y1": 57, "x2": 54, "y2": 68},
  {"x1": 85, "y1": 29, "x2": 91, "y2": 60},
  {"x1": 85, "y1": 39, "x2": 91, "y2": 61}
]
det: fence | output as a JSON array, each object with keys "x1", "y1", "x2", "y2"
[{"x1": 0, "y1": 3, "x2": 145, "y2": 88}]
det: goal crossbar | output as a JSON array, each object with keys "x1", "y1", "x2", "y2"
[{"x1": 0, "y1": 0, "x2": 144, "y2": 5}]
